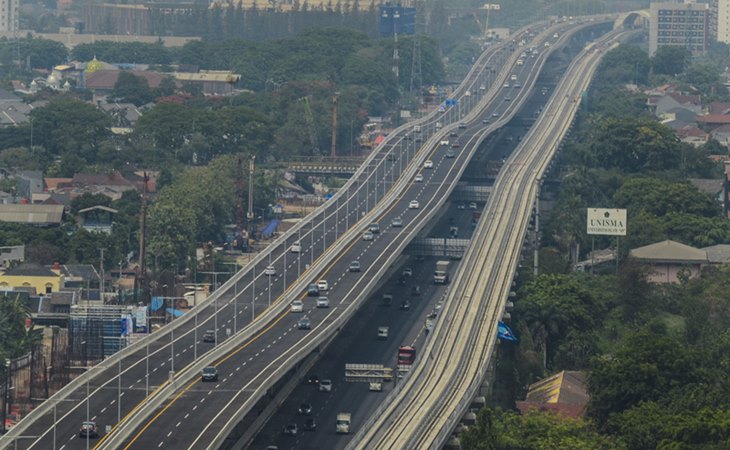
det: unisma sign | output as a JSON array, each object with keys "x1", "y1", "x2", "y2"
[{"x1": 586, "y1": 208, "x2": 627, "y2": 236}]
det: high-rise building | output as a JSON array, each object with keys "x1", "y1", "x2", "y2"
[
  {"x1": 710, "y1": 0, "x2": 730, "y2": 43},
  {"x1": 0, "y1": 0, "x2": 19, "y2": 32},
  {"x1": 650, "y1": 1, "x2": 709, "y2": 56}
]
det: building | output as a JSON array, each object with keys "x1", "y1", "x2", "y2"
[
  {"x1": 629, "y1": 239, "x2": 708, "y2": 283},
  {"x1": 516, "y1": 371, "x2": 589, "y2": 419},
  {"x1": 710, "y1": 0, "x2": 730, "y2": 43},
  {"x1": 650, "y1": 1, "x2": 709, "y2": 56},
  {"x1": 0, "y1": 204, "x2": 65, "y2": 226},
  {"x1": 0, "y1": 262, "x2": 64, "y2": 294},
  {"x1": 0, "y1": 0, "x2": 18, "y2": 32},
  {"x1": 172, "y1": 71, "x2": 241, "y2": 96}
]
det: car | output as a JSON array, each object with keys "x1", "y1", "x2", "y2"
[
  {"x1": 291, "y1": 241, "x2": 302, "y2": 253},
  {"x1": 307, "y1": 374, "x2": 319, "y2": 385},
  {"x1": 403, "y1": 267, "x2": 413, "y2": 277},
  {"x1": 363, "y1": 231, "x2": 374, "y2": 241},
  {"x1": 415, "y1": 173, "x2": 424, "y2": 182},
  {"x1": 391, "y1": 217, "x2": 403, "y2": 227},
  {"x1": 440, "y1": 139, "x2": 449, "y2": 146},
  {"x1": 202, "y1": 329, "x2": 215, "y2": 343},
  {"x1": 349, "y1": 260, "x2": 361, "y2": 272},
  {"x1": 479, "y1": 85, "x2": 486, "y2": 91},
  {"x1": 514, "y1": 82, "x2": 521, "y2": 88},
  {"x1": 423, "y1": 160, "x2": 434, "y2": 169},
  {"x1": 298, "y1": 317, "x2": 311, "y2": 330},
  {"x1": 516, "y1": 59, "x2": 524, "y2": 65},
  {"x1": 266, "y1": 446, "x2": 279, "y2": 450},
  {"x1": 386, "y1": 153, "x2": 396, "y2": 161},
  {"x1": 317, "y1": 296, "x2": 330, "y2": 308},
  {"x1": 503, "y1": 82, "x2": 510, "y2": 88},
  {"x1": 445, "y1": 149, "x2": 456, "y2": 158},
  {"x1": 464, "y1": 90, "x2": 471, "y2": 96},
  {"x1": 377, "y1": 326, "x2": 389, "y2": 340},
  {"x1": 492, "y1": 112, "x2": 499, "y2": 118},
  {"x1": 411, "y1": 285, "x2": 421, "y2": 296},
  {"x1": 369, "y1": 382, "x2": 383, "y2": 392},
  {"x1": 469, "y1": 202, "x2": 478, "y2": 210},
  {"x1": 409, "y1": 200, "x2": 420, "y2": 209},
  {"x1": 201, "y1": 366, "x2": 219, "y2": 382},
  {"x1": 398, "y1": 276, "x2": 407, "y2": 285},
  {"x1": 317, "y1": 280, "x2": 329, "y2": 291},
  {"x1": 303, "y1": 418, "x2": 317, "y2": 431},
  {"x1": 307, "y1": 284, "x2": 319, "y2": 296},
  {"x1": 482, "y1": 118, "x2": 490, "y2": 124},
  {"x1": 319, "y1": 379, "x2": 332, "y2": 392},
  {"x1": 458, "y1": 123, "x2": 467, "y2": 129},
  {"x1": 457, "y1": 202, "x2": 466, "y2": 210},
  {"x1": 510, "y1": 74, "x2": 517, "y2": 81},
  {"x1": 449, "y1": 131, "x2": 457, "y2": 137},
  {"x1": 400, "y1": 299, "x2": 411, "y2": 311},
  {"x1": 369, "y1": 222, "x2": 380, "y2": 234},
  {"x1": 79, "y1": 421, "x2": 98, "y2": 438},
  {"x1": 298, "y1": 402, "x2": 313, "y2": 415},
  {"x1": 283, "y1": 423, "x2": 298, "y2": 436},
  {"x1": 382, "y1": 293, "x2": 393, "y2": 306},
  {"x1": 504, "y1": 96, "x2": 511, "y2": 102},
  {"x1": 264, "y1": 265, "x2": 276, "y2": 276},
  {"x1": 290, "y1": 300, "x2": 304, "y2": 312}
]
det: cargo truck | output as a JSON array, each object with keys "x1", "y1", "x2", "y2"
[
  {"x1": 336, "y1": 412, "x2": 351, "y2": 434},
  {"x1": 433, "y1": 260, "x2": 450, "y2": 284},
  {"x1": 397, "y1": 346, "x2": 417, "y2": 365}
]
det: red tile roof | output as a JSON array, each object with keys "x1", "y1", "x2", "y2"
[
  {"x1": 697, "y1": 114, "x2": 730, "y2": 124},
  {"x1": 85, "y1": 70, "x2": 165, "y2": 90}
]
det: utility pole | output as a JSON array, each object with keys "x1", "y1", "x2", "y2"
[
  {"x1": 136, "y1": 172, "x2": 149, "y2": 304},
  {"x1": 236, "y1": 157, "x2": 245, "y2": 250},
  {"x1": 247, "y1": 156, "x2": 255, "y2": 238},
  {"x1": 99, "y1": 248, "x2": 105, "y2": 300},
  {"x1": 331, "y1": 93, "x2": 339, "y2": 157}
]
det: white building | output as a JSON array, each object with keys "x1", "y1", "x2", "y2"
[
  {"x1": 710, "y1": 0, "x2": 730, "y2": 43},
  {"x1": 650, "y1": 1, "x2": 710, "y2": 56},
  {"x1": 0, "y1": 0, "x2": 18, "y2": 32}
]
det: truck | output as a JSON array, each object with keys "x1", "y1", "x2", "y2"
[
  {"x1": 397, "y1": 346, "x2": 417, "y2": 365},
  {"x1": 336, "y1": 412, "x2": 351, "y2": 434},
  {"x1": 413, "y1": 124, "x2": 422, "y2": 133},
  {"x1": 433, "y1": 260, "x2": 450, "y2": 284}
]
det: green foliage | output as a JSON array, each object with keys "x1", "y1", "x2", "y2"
[
  {"x1": 0, "y1": 37, "x2": 68, "y2": 69},
  {"x1": 460, "y1": 408, "x2": 624, "y2": 450},
  {"x1": 595, "y1": 45, "x2": 650, "y2": 86},
  {"x1": 72, "y1": 41, "x2": 172, "y2": 64},
  {"x1": 613, "y1": 178, "x2": 720, "y2": 218},
  {"x1": 651, "y1": 46, "x2": 690, "y2": 76},
  {"x1": 0, "y1": 294, "x2": 42, "y2": 366},
  {"x1": 111, "y1": 71, "x2": 155, "y2": 106},
  {"x1": 70, "y1": 193, "x2": 113, "y2": 215}
]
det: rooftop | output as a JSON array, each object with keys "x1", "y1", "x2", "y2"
[{"x1": 629, "y1": 240, "x2": 708, "y2": 264}]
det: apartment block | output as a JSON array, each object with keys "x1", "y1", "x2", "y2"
[
  {"x1": 650, "y1": 1, "x2": 709, "y2": 56},
  {"x1": 710, "y1": 0, "x2": 730, "y2": 43},
  {"x1": 0, "y1": 0, "x2": 19, "y2": 32}
]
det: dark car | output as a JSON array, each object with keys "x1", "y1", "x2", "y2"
[
  {"x1": 79, "y1": 421, "x2": 98, "y2": 438},
  {"x1": 349, "y1": 261, "x2": 361, "y2": 272},
  {"x1": 298, "y1": 317, "x2": 311, "y2": 330},
  {"x1": 201, "y1": 366, "x2": 219, "y2": 382},
  {"x1": 307, "y1": 374, "x2": 320, "y2": 385},
  {"x1": 411, "y1": 285, "x2": 421, "y2": 296},
  {"x1": 283, "y1": 423, "x2": 298, "y2": 436},
  {"x1": 400, "y1": 300, "x2": 411, "y2": 311},
  {"x1": 303, "y1": 418, "x2": 317, "y2": 431},
  {"x1": 382, "y1": 293, "x2": 393, "y2": 306},
  {"x1": 449, "y1": 131, "x2": 457, "y2": 137},
  {"x1": 398, "y1": 276, "x2": 407, "y2": 286},
  {"x1": 202, "y1": 330, "x2": 215, "y2": 343},
  {"x1": 298, "y1": 402, "x2": 313, "y2": 415},
  {"x1": 307, "y1": 284, "x2": 319, "y2": 296}
]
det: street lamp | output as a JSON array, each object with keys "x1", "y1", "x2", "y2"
[{"x1": 1, "y1": 359, "x2": 10, "y2": 435}]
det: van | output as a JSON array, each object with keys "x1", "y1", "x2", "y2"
[{"x1": 291, "y1": 241, "x2": 301, "y2": 253}]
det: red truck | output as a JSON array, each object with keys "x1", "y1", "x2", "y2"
[{"x1": 397, "y1": 346, "x2": 417, "y2": 365}]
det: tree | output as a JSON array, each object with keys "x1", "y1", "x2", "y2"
[
  {"x1": 651, "y1": 46, "x2": 690, "y2": 76},
  {"x1": 112, "y1": 71, "x2": 155, "y2": 106},
  {"x1": 613, "y1": 177, "x2": 721, "y2": 219}
]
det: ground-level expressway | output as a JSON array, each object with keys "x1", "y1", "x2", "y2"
[
  {"x1": 349, "y1": 27, "x2": 629, "y2": 450},
  {"x1": 0, "y1": 17, "x2": 614, "y2": 450}
]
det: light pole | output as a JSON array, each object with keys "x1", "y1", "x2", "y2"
[{"x1": 1, "y1": 359, "x2": 9, "y2": 435}]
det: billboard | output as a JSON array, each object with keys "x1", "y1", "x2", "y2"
[
  {"x1": 587, "y1": 208, "x2": 627, "y2": 236},
  {"x1": 379, "y1": 5, "x2": 416, "y2": 37}
]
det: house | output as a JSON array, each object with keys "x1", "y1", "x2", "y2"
[
  {"x1": 701, "y1": 244, "x2": 730, "y2": 264},
  {"x1": 0, "y1": 262, "x2": 64, "y2": 294},
  {"x1": 0, "y1": 88, "x2": 32, "y2": 126},
  {"x1": 15, "y1": 171, "x2": 45, "y2": 200},
  {"x1": 78, "y1": 205, "x2": 117, "y2": 234},
  {"x1": 84, "y1": 69, "x2": 165, "y2": 98},
  {"x1": 629, "y1": 240, "x2": 708, "y2": 283},
  {"x1": 0, "y1": 204, "x2": 64, "y2": 226},
  {"x1": 688, "y1": 178, "x2": 724, "y2": 204},
  {"x1": 697, "y1": 114, "x2": 730, "y2": 132},
  {"x1": 172, "y1": 71, "x2": 241, "y2": 96},
  {"x1": 653, "y1": 92, "x2": 703, "y2": 118},
  {"x1": 97, "y1": 101, "x2": 144, "y2": 128},
  {"x1": 58, "y1": 171, "x2": 138, "y2": 201},
  {"x1": 516, "y1": 371, "x2": 589, "y2": 419},
  {"x1": 710, "y1": 124, "x2": 730, "y2": 147},
  {"x1": 676, "y1": 124, "x2": 709, "y2": 147},
  {"x1": 0, "y1": 245, "x2": 24, "y2": 269}
]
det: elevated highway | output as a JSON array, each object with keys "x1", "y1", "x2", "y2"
[
  {"x1": 350, "y1": 27, "x2": 628, "y2": 450},
  {"x1": 0, "y1": 17, "x2": 615, "y2": 450}
]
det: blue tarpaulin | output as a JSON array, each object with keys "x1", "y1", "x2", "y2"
[
  {"x1": 262, "y1": 219, "x2": 280, "y2": 239},
  {"x1": 150, "y1": 296, "x2": 164, "y2": 311},
  {"x1": 497, "y1": 321, "x2": 519, "y2": 342},
  {"x1": 166, "y1": 308, "x2": 185, "y2": 318}
]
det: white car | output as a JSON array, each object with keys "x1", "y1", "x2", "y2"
[
  {"x1": 317, "y1": 280, "x2": 329, "y2": 292},
  {"x1": 423, "y1": 160, "x2": 434, "y2": 169},
  {"x1": 291, "y1": 241, "x2": 301, "y2": 253},
  {"x1": 290, "y1": 300, "x2": 304, "y2": 313},
  {"x1": 264, "y1": 265, "x2": 276, "y2": 276},
  {"x1": 415, "y1": 173, "x2": 424, "y2": 182},
  {"x1": 363, "y1": 231, "x2": 374, "y2": 241},
  {"x1": 319, "y1": 379, "x2": 332, "y2": 392},
  {"x1": 316, "y1": 296, "x2": 329, "y2": 308},
  {"x1": 503, "y1": 82, "x2": 510, "y2": 88},
  {"x1": 440, "y1": 140, "x2": 449, "y2": 146},
  {"x1": 409, "y1": 200, "x2": 420, "y2": 209}
]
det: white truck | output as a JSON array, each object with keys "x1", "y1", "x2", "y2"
[
  {"x1": 336, "y1": 412, "x2": 351, "y2": 434},
  {"x1": 433, "y1": 260, "x2": 450, "y2": 284}
]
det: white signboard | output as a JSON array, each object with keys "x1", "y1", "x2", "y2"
[{"x1": 587, "y1": 208, "x2": 627, "y2": 236}]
